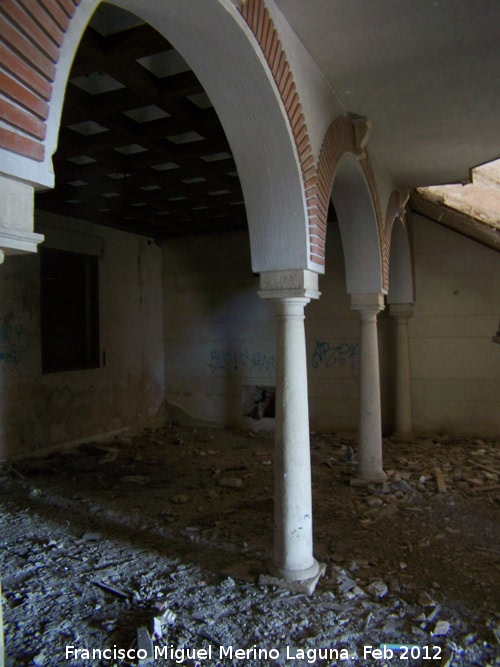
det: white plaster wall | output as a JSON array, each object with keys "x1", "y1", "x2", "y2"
[
  {"x1": 162, "y1": 232, "x2": 276, "y2": 428},
  {"x1": 0, "y1": 212, "x2": 164, "y2": 460},
  {"x1": 161, "y1": 223, "x2": 393, "y2": 433},
  {"x1": 162, "y1": 216, "x2": 499, "y2": 439},
  {"x1": 308, "y1": 221, "x2": 392, "y2": 432},
  {"x1": 410, "y1": 214, "x2": 500, "y2": 437},
  {"x1": 266, "y1": 0, "x2": 345, "y2": 159}
]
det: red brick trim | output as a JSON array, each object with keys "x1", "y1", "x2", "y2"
[
  {"x1": 239, "y1": 0, "x2": 323, "y2": 266},
  {"x1": 315, "y1": 116, "x2": 388, "y2": 288},
  {"x1": 385, "y1": 190, "x2": 403, "y2": 251},
  {"x1": 385, "y1": 190, "x2": 414, "y2": 298},
  {"x1": 239, "y1": 1, "x2": 386, "y2": 277},
  {"x1": 0, "y1": 127, "x2": 44, "y2": 161},
  {"x1": 0, "y1": 0, "x2": 78, "y2": 162},
  {"x1": 360, "y1": 154, "x2": 388, "y2": 290}
]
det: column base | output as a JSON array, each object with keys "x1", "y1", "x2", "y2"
[
  {"x1": 259, "y1": 560, "x2": 326, "y2": 595},
  {"x1": 350, "y1": 470, "x2": 387, "y2": 487}
]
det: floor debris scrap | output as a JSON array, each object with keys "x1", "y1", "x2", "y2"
[{"x1": 1, "y1": 423, "x2": 499, "y2": 666}]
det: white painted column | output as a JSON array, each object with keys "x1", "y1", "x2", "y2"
[
  {"x1": 389, "y1": 303, "x2": 414, "y2": 439},
  {"x1": 350, "y1": 293, "x2": 387, "y2": 485},
  {"x1": 259, "y1": 270, "x2": 320, "y2": 583}
]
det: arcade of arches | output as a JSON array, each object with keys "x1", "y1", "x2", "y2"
[{"x1": 0, "y1": 0, "x2": 499, "y2": 594}]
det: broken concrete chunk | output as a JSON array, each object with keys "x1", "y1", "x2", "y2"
[
  {"x1": 171, "y1": 494, "x2": 190, "y2": 504},
  {"x1": 161, "y1": 608, "x2": 177, "y2": 625},
  {"x1": 81, "y1": 532, "x2": 100, "y2": 542},
  {"x1": 218, "y1": 477, "x2": 242, "y2": 488},
  {"x1": 152, "y1": 616, "x2": 162, "y2": 639},
  {"x1": 137, "y1": 627, "x2": 154, "y2": 666},
  {"x1": 341, "y1": 446, "x2": 355, "y2": 462},
  {"x1": 120, "y1": 475, "x2": 150, "y2": 485},
  {"x1": 366, "y1": 580, "x2": 388, "y2": 598},
  {"x1": 346, "y1": 586, "x2": 366, "y2": 599},
  {"x1": 337, "y1": 573, "x2": 357, "y2": 593},
  {"x1": 366, "y1": 496, "x2": 383, "y2": 507},
  {"x1": 432, "y1": 619, "x2": 450, "y2": 636},
  {"x1": 426, "y1": 603, "x2": 442, "y2": 623},
  {"x1": 418, "y1": 592, "x2": 436, "y2": 607}
]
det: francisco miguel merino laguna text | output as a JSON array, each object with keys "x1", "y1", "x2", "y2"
[{"x1": 66, "y1": 644, "x2": 353, "y2": 663}]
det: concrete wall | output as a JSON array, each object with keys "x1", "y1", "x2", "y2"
[
  {"x1": 162, "y1": 232, "x2": 276, "y2": 429},
  {"x1": 3, "y1": 208, "x2": 497, "y2": 461},
  {"x1": 410, "y1": 214, "x2": 500, "y2": 437},
  {"x1": 162, "y1": 222, "x2": 392, "y2": 433},
  {"x1": 162, "y1": 216, "x2": 499, "y2": 439},
  {"x1": 0, "y1": 212, "x2": 164, "y2": 460}
]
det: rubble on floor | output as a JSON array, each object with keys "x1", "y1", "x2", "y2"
[{"x1": 1, "y1": 424, "x2": 499, "y2": 666}]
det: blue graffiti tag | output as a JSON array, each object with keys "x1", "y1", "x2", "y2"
[
  {"x1": 311, "y1": 341, "x2": 360, "y2": 377},
  {"x1": 0, "y1": 320, "x2": 31, "y2": 371},
  {"x1": 209, "y1": 348, "x2": 276, "y2": 377}
]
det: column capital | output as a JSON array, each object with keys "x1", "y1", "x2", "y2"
[
  {"x1": 258, "y1": 269, "x2": 321, "y2": 301},
  {"x1": 388, "y1": 303, "x2": 414, "y2": 320},
  {"x1": 350, "y1": 292, "x2": 385, "y2": 313},
  {"x1": 0, "y1": 174, "x2": 44, "y2": 259}
]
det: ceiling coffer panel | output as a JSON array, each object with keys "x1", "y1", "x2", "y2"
[{"x1": 37, "y1": 6, "x2": 248, "y2": 239}]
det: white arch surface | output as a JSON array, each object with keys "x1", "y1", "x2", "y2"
[
  {"x1": 331, "y1": 155, "x2": 384, "y2": 294},
  {"x1": 45, "y1": 0, "x2": 311, "y2": 272},
  {"x1": 387, "y1": 218, "x2": 414, "y2": 304}
]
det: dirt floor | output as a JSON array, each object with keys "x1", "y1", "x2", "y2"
[{"x1": 1, "y1": 423, "x2": 499, "y2": 667}]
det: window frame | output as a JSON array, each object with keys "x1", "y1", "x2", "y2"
[{"x1": 40, "y1": 247, "x2": 100, "y2": 374}]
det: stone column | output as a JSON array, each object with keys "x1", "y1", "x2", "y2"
[
  {"x1": 389, "y1": 303, "x2": 414, "y2": 439},
  {"x1": 350, "y1": 293, "x2": 386, "y2": 485},
  {"x1": 259, "y1": 270, "x2": 321, "y2": 587}
]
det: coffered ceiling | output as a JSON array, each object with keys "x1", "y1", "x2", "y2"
[{"x1": 36, "y1": 5, "x2": 247, "y2": 239}]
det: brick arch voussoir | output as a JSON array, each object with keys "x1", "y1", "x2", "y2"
[
  {"x1": 0, "y1": 0, "x2": 81, "y2": 163},
  {"x1": 239, "y1": 0, "x2": 322, "y2": 266},
  {"x1": 316, "y1": 116, "x2": 388, "y2": 289}
]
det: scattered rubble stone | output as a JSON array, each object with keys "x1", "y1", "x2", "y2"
[
  {"x1": 0, "y1": 425, "x2": 499, "y2": 666},
  {"x1": 366, "y1": 580, "x2": 388, "y2": 599},
  {"x1": 217, "y1": 477, "x2": 243, "y2": 488},
  {"x1": 432, "y1": 620, "x2": 451, "y2": 636}
]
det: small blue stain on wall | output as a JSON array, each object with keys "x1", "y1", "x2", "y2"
[{"x1": 0, "y1": 318, "x2": 31, "y2": 375}]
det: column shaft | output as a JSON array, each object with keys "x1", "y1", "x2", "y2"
[
  {"x1": 258, "y1": 269, "x2": 321, "y2": 586},
  {"x1": 351, "y1": 293, "x2": 386, "y2": 485},
  {"x1": 272, "y1": 297, "x2": 318, "y2": 580},
  {"x1": 390, "y1": 304, "x2": 414, "y2": 438}
]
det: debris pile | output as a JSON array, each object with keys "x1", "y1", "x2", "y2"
[{"x1": 1, "y1": 425, "x2": 499, "y2": 666}]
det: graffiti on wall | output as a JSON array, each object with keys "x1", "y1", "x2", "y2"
[
  {"x1": 310, "y1": 341, "x2": 360, "y2": 377},
  {"x1": 0, "y1": 319, "x2": 31, "y2": 373},
  {"x1": 209, "y1": 341, "x2": 359, "y2": 378},
  {"x1": 209, "y1": 348, "x2": 276, "y2": 378}
]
